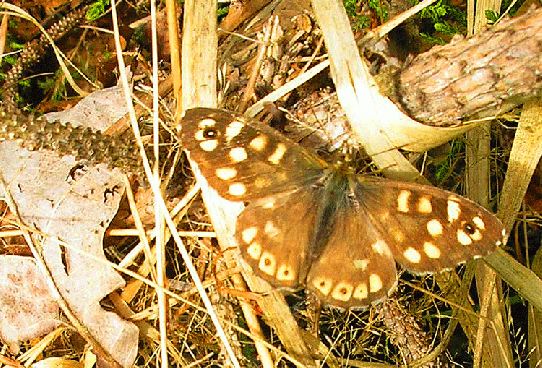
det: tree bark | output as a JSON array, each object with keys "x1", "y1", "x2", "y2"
[{"x1": 397, "y1": 7, "x2": 542, "y2": 126}]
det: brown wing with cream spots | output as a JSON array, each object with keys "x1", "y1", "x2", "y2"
[
  {"x1": 181, "y1": 108, "x2": 328, "y2": 201},
  {"x1": 234, "y1": 187, "x2": 321, "y2": 290},
  {"x1": 236, "y1": 173, "x2": 399, "y2": 310},
  {"x1": 305, "y1": 199, "x2": 398, "y2": 309},
  {"x1": 353, "y1": 176, "x2": 504, "y2": 273}
]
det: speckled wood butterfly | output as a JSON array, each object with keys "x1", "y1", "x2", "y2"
[{"x1": 181, "y1": 108, "x2": 505, "y2": 310}]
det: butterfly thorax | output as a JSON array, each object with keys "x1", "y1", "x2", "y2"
[{"x1": 306, "y1": 167, "x2": 358, "y2": 275}]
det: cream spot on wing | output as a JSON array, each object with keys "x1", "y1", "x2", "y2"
[
  {"x1": 427, "y1": 219, "x2": 443, "y2": 237},
  {"x1": 254, "y1": 177, "x2": 269, "y2": 189},
  {"x1": 494, "y1": 230, "x2": 505, "y2": 247},
  {"x1": 392, "y1": 229, "x2": 405, "y2": 242},
  {"x1": 353, "y1": 283, "x2": 368, "y2": 300},
  {"x1": 229, "y1": 147, "x2": 248, "y2": 162},
  {"x1": 246, "y1": 242, "x2": 262, "y2": 260},
  {"x1": 249, "y1": 135, "x2": 268, "y2": 151},
  {"x1": 369, "y1": 274, "x2": 383, "y2": 292},
  {"x1": 418, "y1": 197, "x2": 432, "y2": 213},
  {"x1": 472, "y1": 216, "x2": 485, "y2": 230},
  {"x1": 228, "y1": 183, "x2": 246, "y2": 196},
  {"x1": 332, "y1": 282, "x2": 353, "y2": 302},
  {"x1": 380, "y1": 211, "x2": 390, "y2": 221},
  {"x1": 447, "y1": 197, "x2": 461, "y2": 222},
  {"x1": 268, "y1": 143, "x2": 287, "y2": 165},
  {"x1": 404, "y1": 247, "x2": 421, "y2": 263},
  {"x1": 259, "y1": 251, "x2": 276, "y2": 276},
  {"x1": 194, "y1": 130, "x2": 205, "y2": 141},
  {"x1": 261, "y1": 198, "x2": 276, "y2": 209},
  {"x1": 215, "y1": 167, "x2": 237, "y2": 180},
  {"x1": 353, "y1": 258, "x2": 369, "y2": 271},
  {"x1": 225, "y1": 120, "x2": 244, "y2": 142},
  {"x1": 276, "y1": 264, "x2": 295, "y2": 281},
  {"x1": 312, "y1": 276, "x2": 333, "y2": 296},
  {"x1": 397, "y1": 190, "x2": 411, "y2": 213},
  {"x1": 264, "y1": 221, "x2": 280, "y2": 238},
  {"x1": 198, "y1": 118, "x2": 217, "y2": 129},
  {"x1": 241, "y1": 227, "x2": 258, "y2": 244},
  {"x1": 199, "y1": 139, "x2": 218, "y2": 152},
  {"x1": 469, "y1": 228, "x2": 482, "y2": 241},
  {"x1": 457, "y1": 229, "x2": 473, "y2": 245},
  {"x1": 371, "y1": 240, "x2": 390, "y2": 256},
  {"x1": 423, "y1": 242, "x2": 441, "y2": 259}
]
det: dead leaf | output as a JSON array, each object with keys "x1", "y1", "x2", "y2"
[
  {"x1": 0, "y1": 255, "x2": 60, "y2": 354},
  {"x1": 31, "y1": 357, "x2": 83, "y2": 368},
  {"x1": 0, "y1": 86, "x2": 138, "y2": 367}
]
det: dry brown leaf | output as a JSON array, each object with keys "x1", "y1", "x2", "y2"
[
  {"x1": 31, "y1": 357, "x2": 84, "y2": 368},
  {"x1": 0, "y1": 255, "x2": 60, "y2": 354},
  {"x1": 0, "y1": 87, "x2": 138, "y2": 367}
]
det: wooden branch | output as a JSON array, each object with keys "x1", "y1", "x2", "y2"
[{"x1": 397, "y1": 7, "x2": 542, "y2": 126}]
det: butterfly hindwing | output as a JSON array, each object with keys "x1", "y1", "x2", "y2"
[
  {"x1": 234, "y1": 187, "x2": 320, "y2": 290},
  {"x1": 235, "y1": 180, "x2": 399, "y2": 309},
  {"x1": 305, "y1": 195, "x2": 398, "y2": 309}
]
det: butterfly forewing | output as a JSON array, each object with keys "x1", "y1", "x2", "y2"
[
  {"x1": 354, "y1": 176, "x2": 504, "y2": 273},
  {"x1": 181, "y1": 108, "x2": 328, "y2": 201}
]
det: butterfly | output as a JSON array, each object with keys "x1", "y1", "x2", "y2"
[{"x1": 181, "y1": 107, "x2": 505, "y2": 309}]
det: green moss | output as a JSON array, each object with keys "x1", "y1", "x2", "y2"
[
  {"x1": 87, "y1": 0, "x2": 110, "y2": 21},
  {"x1": 418, "y1": 0, "x2": 466, "y2": 43}
]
